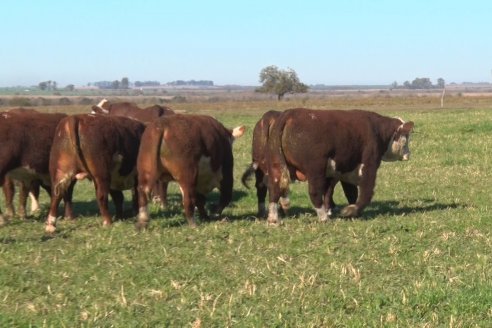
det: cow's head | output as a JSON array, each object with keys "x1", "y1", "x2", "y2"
[
  {"x1": 91, "y1": 99, "x2": 110, "y2": 114},
  {"x1": 230, "y1": 125, "x2": 246, "y2": 143},
  {"x1": 382, "y1": 120, "x2": 414, "y2": 162}
]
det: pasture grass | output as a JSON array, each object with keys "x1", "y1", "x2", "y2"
[{"x1": 1, "y1": 104, "x2": 492, "y2": 326}]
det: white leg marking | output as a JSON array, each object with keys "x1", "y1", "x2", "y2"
[
  {"x1": 279, "y1": 197, "x2": 291, "y2": 210},
  {"x1": 29, "y1": 192, "x2": 40, "y2": 213},
  {"x1": 315, "y1": 206, "x2": 330, "y2": 222},
  {"x1": 267, "y1": 202, "x2": 280, "y2": 225}
]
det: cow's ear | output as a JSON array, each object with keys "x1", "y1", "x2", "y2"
[{"x1": 232, "y1": 125, "x2": 246, "y2": 138}]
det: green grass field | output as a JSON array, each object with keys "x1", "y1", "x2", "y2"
[{"x1": 1, "y1": 102, "x2": 492, "y2": 327}]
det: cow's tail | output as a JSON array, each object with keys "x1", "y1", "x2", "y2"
[
  {"x1": 54, "y1": 116, "x2": 87, "y2": 197},
  {"x1": 241, "y1": 162, "x2": 258, "y2": 189},
  {"x1": 268, "y1": 114, "x2": 291, "y2": 194}
]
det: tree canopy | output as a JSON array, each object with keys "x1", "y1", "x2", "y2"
[{"x1": 256, "y1": 65, "x2": 308, "y2": 100}]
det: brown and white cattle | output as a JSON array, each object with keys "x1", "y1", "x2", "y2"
[
  {"x1": 91, "y1": 99, "x2": 175, "y2": 207},
  {"x1": 91, "y1": 99, "x2": 174, "y2": 123},
  {"x1": 45, "y1": 114, "x2": 146, "y2": 233},
  {"x1": 0, "y1": 110, "x2": 67, "y2": 224},
  {"x1": 241, "y1": 110, "x2": 358, "y2": 218},
  {"x1": 266, "y1": 108, "x2": 414, "y2": 224},
  {"x1": 3, "y1": 175, "x2": 48, "y2": 219},
  {"x1": 136, "y1": 114, "x2": 245, "y2": 229}
]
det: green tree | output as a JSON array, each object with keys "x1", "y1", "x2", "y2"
[
  {"x1": 121, "y1": 77, "x2": 129, "y2": 89},
  {"x1": 256, "y1": 65, "x2": 308, "y2": 100},
  {"x1": 38, "y1": 81, "x2": 48, "y2": 90},
  {"x1": 437, "y1": 78, "x2": 445, "y2": 89}
]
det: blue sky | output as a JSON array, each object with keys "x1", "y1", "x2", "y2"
[{"x1": 1, "y1": 0, "x2": 491, "y2": 87}]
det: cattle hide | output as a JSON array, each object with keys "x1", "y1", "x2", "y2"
[
  {"x1": 241, "y1": 110, "x2": 358, "y2": 218},
  {"x1": 136, "y1": 114, "x2": 245, "y2": 228},
  {"x1": 266, "y1": 108, "x2": 414, "y2": 224},
  {"x1": 0, "y1": 110, "x2": 67, "y2": 225},
  {"x1": 45, "y1": 114, "x2": 145, "y2": 233}
]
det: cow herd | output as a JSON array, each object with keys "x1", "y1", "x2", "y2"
[{"x1": 0, "y1": 100, "x2": 414, "y2": 233}]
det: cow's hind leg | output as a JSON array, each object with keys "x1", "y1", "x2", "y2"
[
  {"x1": 255, "y1": 169, "x2": 268, "y2": 218},
  {"x1": 94, "y1": 179, "x2": 112, "y2": 226},
  {"x1": 341, "y1": 182, "x2": 358, "y2": 205},
  {"x1": 110, "y1": 189, "x2": 124, "y2": 219},
  {"x1": 180, "y1": 184, "x2": 197, "y2": 228},
  {"x1": 341, "y1": 165, "x2": 376, "y2": 217},
  {"x1": 3, "y1": 177, "x2": 15, "y2": 218},
  {"x1": 17, "y1": 181, "x2": 29, "y2": 219},
  {"x1": 196, "y1": 193, "x2": 210, "y2": 221},
  {"x1": 307, "y1": 174, "x2": 330, "y2": 222},
  {"x1": 45, "y1": 190, "x2": 64, "y2": 234}
]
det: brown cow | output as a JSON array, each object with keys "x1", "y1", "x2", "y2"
[
  {"x1": 136, "y1": 114, "x2": 245, "y2": 229},
  {"x1": 0, "y1": 110, "x2": 68, "y2": 225},
  {"x1": 241, "y1": 110, "x2": 358, "y2": 218},
  {"x1": 2, "y1": 108, "x2": 51, "y2": 219},
  {"x1": 91, "y1": 99, "x2": 174, "y2": 123},
  {"x1": 91, "y1": 99, "x2": 175, "y2": 207},
  {"x1": 3, "y1": 176, "x2": 48, "y2": 219},
  {"x1": 266, "y1": 108, "x2": 414, "y2": 225},
  {"x1": 45, "y1": 114, "x2": 145, "y2": 233}
]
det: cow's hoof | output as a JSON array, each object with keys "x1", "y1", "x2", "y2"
[
  {"x1": 45, "y1": 224, "x2": 56, "y2": 234},
  {"x1": 267, "y1": 218, "x2": 282, "y2": 226},
  {"x1": 135, "y1": 221, "x2": 148, "y2": 231},
  {"x1": 340, "y1": 205, "x2": 359, "y2": 218}
]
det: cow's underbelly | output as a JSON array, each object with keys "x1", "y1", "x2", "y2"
[
  {"x1": 7, "y1": 166, "x2": 50, "y2": 186},
  {"x1": 325, "y1": 159, "x2": 364, "y2": 185},
  {"x1": 110, "y1": 154, "x2": 136, "y2": 190},
  {"x1": 196, "y1": 156, "x2": 222, "y2": 195}
]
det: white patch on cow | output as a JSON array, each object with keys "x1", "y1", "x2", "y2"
[
  {"x1": 232, "y1": 126, "x2": 245, "y2": 140},
  {"x1": 29, "y1": 192, "x2": 40, "y2": 213},
  {"x1": 279, "y1": 196, "x2": 290, "y2": 211},
  {"x1": 325, "y1": 159, "x2": 364, "y2": 185},
  {"x1": 46, "y1": 214, "x2": 57, "y2": 226},
  {"x1": 95, "y1": 99, "x2": 110, "y2": 114},
  {"x1": 315, "y1": 206, "x2": 330, "y2": 222},
  {"x1": 110, "y1": 153, "x2": 136, "y2": 190},
  {"x1": 309, "y1": 113, "x2": 316, "y2": 120},
  {"x1": 138, "y1": 206, "x2": 149, "y2": 222},
  {"x1": 267, "y1": 202, "x2": 280, "y2": 225},
  {"x1": 382, "y1": 128, "x2": 410, "y2": 162},
  {"x1": 196, "y1": 156, "x2": 222, "y2": 195}
]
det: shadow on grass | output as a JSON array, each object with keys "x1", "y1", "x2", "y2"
[{"x1": 237, "y1": 198, "x2": 464, "y2": 222}]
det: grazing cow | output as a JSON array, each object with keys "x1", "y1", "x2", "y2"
[
  {"x1": 266, "y1": 108, "x2": 414, "y2": 225},
  {"x1": 136, "y1": 114, "x2": 245, "y2": 229},
  {"x1": 2, "y1": 108, "x2": 51, "y2": 219},
  {"x1": 45, "y1": 114, "x2": 145, "y2": 233},
  {"x1": 0, "y1": 110, "x2": 68, "y2": 224},
  {"x1": 91, "y1": 99, "x2": 175, "y2": 207},
  {"x1": 241, "y1": 110, "x2": 358, "y2": 218},
  {"x1": 91, "y1": 99, "x2": 174, "y2": 123},
  {"x1": 3, "y1": 176, "x2": 48, "y2": 219}
]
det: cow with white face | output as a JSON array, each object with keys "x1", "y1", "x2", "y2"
[
  {"x1": 136, "y1": 114, "x2": 245, "y2": 229},
  {"x1": 266, "y1": 108, "x2": 414, "y2": 225}
]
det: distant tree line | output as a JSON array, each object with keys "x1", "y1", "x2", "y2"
[
  {"x1": 166, "y1": 80, "x2": 214, "y2": 87},
  {"x1": 88, "y1": 79, "x2": 215, "y2": 89},
  {"x1": 91, "y1": 77, "x2": 130, "y2": 90},
  {"x1": 38, "y1": 80, "x2": 57, "y2": 91},
  {"x1": 392, "y1": 77, "x2": 445, "y2": 90},
  {"x1": 134, "y1": 81, "x2": 160, "y2": 87}
]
